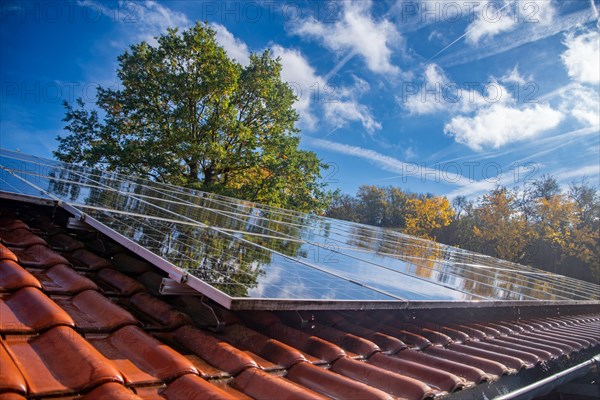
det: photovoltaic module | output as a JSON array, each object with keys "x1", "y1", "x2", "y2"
[{"x1": 1, "y1": 148, "x2": 598, "y2": 310}]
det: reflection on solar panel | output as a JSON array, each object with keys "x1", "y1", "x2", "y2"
[{"x1": 1, "y1": 148, "x2": 599, "y2": 309}]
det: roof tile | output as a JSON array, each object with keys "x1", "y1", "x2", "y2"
[
  {"x1": 395, "y1": 348, "x2": 490, "y2": 384},
  {"x1": 232, "y1": 367, "x2": 328, "y2": 400},
  {"x1": 54, "y1": 290, "x2": 138, "y2": 332},
  {"x1": 33, "y1": 264, "x2": 98, "y2": 295},
  {"x1": 0, "y1": 341, "x2": 27, "y2": 394},
  {"x1": 82, "y1": 382, "x2": 142, "y2": 400},
  {"x1": 0, "y1": 259, "x2": 42, "y2": 292},
  {"x1": 47, "y1": 233, "x2": 84, "y2": 252},
  {"x1": 0, "y1": 228, "x2": 47, "y2": 248},
  {"x1": 0, "y1": 219, "x2": 29, "y2": 232},
  {"x1": 447, "y1": 342, "x2": 526, "y2": 370},
  {"x1": 0, "y1": 392, "x2": 27, "y2": 400},
  {"x1": 0, "y1": 244, "x2": 18, "y2": 262},
  {"x1": 127, "y1": 292, "x2": 191, "y2": 330},
  {"x1": 84, "y1": 238, "x2": 124, "y2": 257},
  {"x1": 88, "y1": 325, "x2": 198, "y2": 385},
  {"x1": 219, "y1": 324, "x2": 307, "y2": 369},
  {"x1": 111, "y1": 253, "x2": 154, "y2": 275},
  {"x1": 10, "y1": 244, "x2": 69, "y2": 268},
  {"x1": 329, "y1": 356, "x2": 435, "y2": 400},
  {"x1": 3, "y1": 326, "x2": 123, "y2": 396},
  {"x1": 368, "y1": 352, "x2": 465, "y2": 392},
  {"x1": 0, "y1": 287, "x2": 75, "y2": 333},
  {"x1": 287, "y1": 361, "x2": 394, "y2": 400},
  {"x1": 159, "y1": 374, "x2": 238, "y2": 400},
  {"x1": 95, "y1": 268, "x2": 146, "y2": 296},
  {"x1": 463, "y1": 341, "x2": 540, "y2": 366},
  {"x1": 171, "y1": 325, "x2": 258, "y2": 375},
  {"x1": 67, "y1": 249, "x2": 112, "y2": 271}
]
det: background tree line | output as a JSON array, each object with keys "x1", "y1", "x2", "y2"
[{"x1": 326, "y1": 176, "x2": 599, "y2": 282}]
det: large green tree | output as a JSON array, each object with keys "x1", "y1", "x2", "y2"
[{"x1": 55, "y1": 22, "x2": 331, "y2": 212}]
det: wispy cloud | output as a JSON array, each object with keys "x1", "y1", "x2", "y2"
[
  {"x1": 271, "y1": 46, "x2": 381, "y2": 134},
  {"x1": 290, "y1": 0, "x2": 401, "y2": 75},
  {"x1": 308, "y1": 138, "x2": 470, "y2": 186},
  {"x1": 78, "y1": 0, "x2": 190, "y2": 46},
  {"x1": 436, "y1": 8, "x2": 595, "y2": 67}
]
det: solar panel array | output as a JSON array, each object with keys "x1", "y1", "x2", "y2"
[{"x1": 1, "y1": 148, "x2": 599, "y2": 309}]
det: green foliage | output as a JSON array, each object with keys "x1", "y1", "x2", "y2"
[{"x1": 55, "y1": 22, "x2": 330, "y2": 213}]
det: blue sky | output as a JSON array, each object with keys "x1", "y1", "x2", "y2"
[{"x1": 1, "y1": 0, "x2": 599, "y2": 199}]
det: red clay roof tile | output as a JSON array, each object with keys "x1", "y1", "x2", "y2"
[
  {"x1": 0, "y1": 393, "x2": 27, "y2": 400},
  {"x1": 329, "y1": 356, "x2": 435, "y2": 400},
  {"x1": 368, "y1": 352, "x2": 465, "y2": 392},
  {"x1": 95, "y1": 268, "x2": 146, "y2": 296},
  {"x1": 54, "y1": 290, "x2": 138, "y2": 332},
  {"x1": 82, "y1": 382, "x2": 142, "y2": 400},
  {"x1": 0, "y1": 219, "x2": 29, "y2": 231},
  {"x1": 47, "y1": 233, "x2": 84, "y2": 252},
  {"x1": 128, "y1": 292, "x2": 190, "y2": 329},
  {"x1": 67, "y1": 249, "x2": 112, "y2": 271},
  {"x1": 171, "y1": 325, "x2": 258, "y2": 375},
  {"x1": 0, "y1": 259, "x2": 42, "y2": 292},
  {"x1": 447, "y1": 342, "x2": 526, "y2": 371},
  {"x1": 3, "y1": 326, "x2": 123, "y2": 396},
  {"x1": 395, "y1": 348, "x2": 490, "y2": 384},
  {"x1": 0, "y1": 287, "x2": 75, "y2": 333},
  {"x1": 88, "y1": 325, "x2": 198, "y2": 385},
  {"x1": 424, "y1": 345, "x2": 509, "y2": 377},
  {"x1": 287, "y1": 361, "x2": 394, "y2": 400},
  {"x1": 10, "y1": 244, "x2": 69, "y2": 268},
  {"x1": 231, "y1": 367, "x2": 328, "y2": 400},
  {"x1": 0, "y1": 228, "x2": 47, "y2": 248},
  {"x1": 464, "y1": 341, "x2": 541, "y2": 366},
  {"x1": 0, "y1": 341, "x2": 27, "y2": 394},
  {"x1": 0, "y1": 244, "x2": 18, "y2": 262},
  {"x1": 84, "y1": 238, "x2": 124, "y2": 257},
  {"x1": 159, "y1": 374, "x2": 238, "y2": 400},
  {"x1": 33, "y1": 264, "x2": 98, "y2": 295},
  {"x1": 111, "y1": 253, "x2": 154, "y2": 275}
]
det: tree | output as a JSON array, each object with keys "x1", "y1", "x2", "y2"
[
  {"x1": 54, "y1": 22, "x2": 330, "y2": 212},
  {"x1": 472, "y1": 187, "x2": 532, "y2": 262},
  {"x1": 404, "y1": 195, "x2": 454, "y2": 240},
  {"x1": 356, "y1": 185, "x2": 388, "y2": 226}
]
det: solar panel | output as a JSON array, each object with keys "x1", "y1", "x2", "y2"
[{"x1": 1, "y1": 148, "x2": 599, "y2": 309}]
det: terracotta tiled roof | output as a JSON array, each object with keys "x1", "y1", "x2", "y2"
[{"x1": 0, "y1": 202, "x2": 599, "y2": 400}]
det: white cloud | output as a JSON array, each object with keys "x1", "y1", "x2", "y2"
[
  {"x1": 403, "y1": 63, "x2": 563, "y2": 151},
  {"x1": 444, "y1": 103, "x2": 563, "y2": 151},
  {"x1": 465, "y1": 0, "x2": 556, "y2": 45},
  {"x1": 272, "y1": 46, "x2": 380, "y2": 133},
  {"x1": 324, "y1": 101, "x2": 382, "y2": 134},
  {"x1": 561, "y1": 29, "x2": 600, "y2": 84},
  {"x1": 559, "y1": 84, "x2": 600, "y2": 128},
  {"x1": 78, "y1": 0, "x2": 190, "y2": 46},
  {"x1": 291, "y1": 1, "x2": 400, "y2": 75},
  {"x1": 500, "y1": 65, "x2": 528, "y2": 85},
  {"x1": 271, "y1": 45, "x2": 323, "y2": 129},
  {"x1": 465, "y1": 1, "x2": 517, "y2": 45},
  {"x1": 211, "y1": 23, "x2": 250, "y2": 66},
  {"x1": 402, "y1": 63, "x2": 486, "y2": 115}
]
